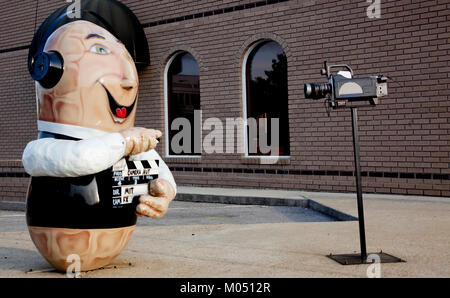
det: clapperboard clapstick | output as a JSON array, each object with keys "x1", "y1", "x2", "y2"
[{"x1": 111, "y1": 158, "x2": 159, "y2": 207}]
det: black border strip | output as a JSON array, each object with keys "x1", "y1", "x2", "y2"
[
  {"x1": 1, "y1": 169, "x2": 449, "y2": 180},
  {"x1": 168, "y1": 167, "x2": 450, "y2": 180},
  {"x1": 0, "y1": 172, "x2": 30, "y2": 178},
  {"x1": 0, "y1": 45, "x2": 29, "y2": 54},
  {"x1": 142, "y1": 0, "x2": 289, "y2": 28}
]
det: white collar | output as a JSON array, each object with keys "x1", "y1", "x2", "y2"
[{"x1": 38, "y1": 120, "x2": 109, "y2": 139}]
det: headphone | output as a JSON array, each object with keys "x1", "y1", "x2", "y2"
[
  {"x1": 29, "y1": 50, "x2": 64, "y2": 89},
  {"x1": 28, "y1": 12, "x2": 69, "y2": 89}
]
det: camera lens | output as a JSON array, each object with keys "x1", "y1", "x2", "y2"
[{"x1": 304, "y1": 83, "x2": 332, "y2": 99}]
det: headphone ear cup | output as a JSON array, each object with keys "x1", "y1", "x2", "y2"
[{"x1": 30, "y1": 50, "x2": 64, "y2": 89}]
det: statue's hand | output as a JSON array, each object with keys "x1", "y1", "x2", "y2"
[
  {"x1": 120, "y1": 127, "x2": 161, "y2": 156},
  {"x1": 136, "y1": 178, "x2": 176, "y2": 218}
]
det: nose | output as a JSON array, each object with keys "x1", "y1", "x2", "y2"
[
  {"x1": 121, "y1": 79, "x2": 136, "y2": 90},
  {"x1": 120, "y1": 52, "x2": 137, "y2": 90}
]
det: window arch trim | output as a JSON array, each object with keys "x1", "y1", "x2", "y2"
[
  {"x1": 241, "y1": 39, "x2": 291, "y2": 159},
  {"x1": 164, "y1": 51, "x2": 202, "y2": 158}
]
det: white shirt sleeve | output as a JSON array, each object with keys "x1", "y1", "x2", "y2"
[
  {"x1": 22, "y1": 133, "x2": 126, "y2": 177},
  {"x1": 129, "y1": 150, "x2": 177, "y2": 195}
]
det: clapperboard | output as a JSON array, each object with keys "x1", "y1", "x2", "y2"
[{"x1": 111, "y1": 158, "x2": 159, "y2": 208}]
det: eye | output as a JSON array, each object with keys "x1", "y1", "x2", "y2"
[{"x1": 89, "y1": 44, "x2": 111, "y2": 55}]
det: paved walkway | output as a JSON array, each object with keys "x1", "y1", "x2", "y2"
[{"x1": 0, "y1": 187, "x2": 449, "y2": 278}]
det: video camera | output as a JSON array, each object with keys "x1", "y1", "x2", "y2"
[{"x1": 304, "y1": 61, "x2": 388, "y2": 110}]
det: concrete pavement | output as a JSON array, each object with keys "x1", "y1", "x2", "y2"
[{"x1": 0, "y1": 186, "x2": 449, "y2": 278}]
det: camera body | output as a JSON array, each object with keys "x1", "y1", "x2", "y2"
[{"x1": 305, "y1": 61, "x2": 388, "y2": 109}]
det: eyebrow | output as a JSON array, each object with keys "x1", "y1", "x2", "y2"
[{"x1": 85, "y1": 33, "x2": 105, "y2": 40}]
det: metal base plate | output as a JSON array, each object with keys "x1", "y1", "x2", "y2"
[{"x1": 327, "y1": 252, "x2": 405, "y2": 265}]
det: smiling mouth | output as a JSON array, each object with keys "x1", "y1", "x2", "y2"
[{"x1": 100, "y1": 83, "x2": 137, "y2": 124}]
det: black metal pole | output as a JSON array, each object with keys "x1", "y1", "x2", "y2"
[{"x1": 351, "y1": 107, "x2": 367, "y2": 261}]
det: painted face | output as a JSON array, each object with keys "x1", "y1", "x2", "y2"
[{"x1": 36, "y1": 20, "x2": 139, "y2": 132}]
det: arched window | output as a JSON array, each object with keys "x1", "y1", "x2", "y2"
[
  {"x1": 243, "y1": 40, "x2": 290, "y2": 156},
  {"x1": 165, "y1": 52, "x2": 201, "y2": 156}
]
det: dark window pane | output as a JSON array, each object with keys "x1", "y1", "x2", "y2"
[
  {"x1": 168, "y1": 52, "x2": 201, "y2": 155},
  {"x1": 246, "y1": 41, "x2": 290, "y2": 156}
]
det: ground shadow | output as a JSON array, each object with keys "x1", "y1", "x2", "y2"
[{"x1": 0, "y1": 247, "x2": 60, "y2": 277}]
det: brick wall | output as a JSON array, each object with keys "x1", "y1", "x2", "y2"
[{"x1": 0, "y1": 0, "x2": 449, "y2": 202}]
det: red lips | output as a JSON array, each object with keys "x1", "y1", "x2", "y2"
[{"x1": 115, "y1": 107, "x2": 127, "y2": 118}]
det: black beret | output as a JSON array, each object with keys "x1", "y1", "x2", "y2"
[{"x1": 28, "y1": 0, "x2": 149, "y2": 71}]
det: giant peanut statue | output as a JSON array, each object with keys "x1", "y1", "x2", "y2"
[{"x1": 22, "y1": 0, "x2": 176, "y2": 272}]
